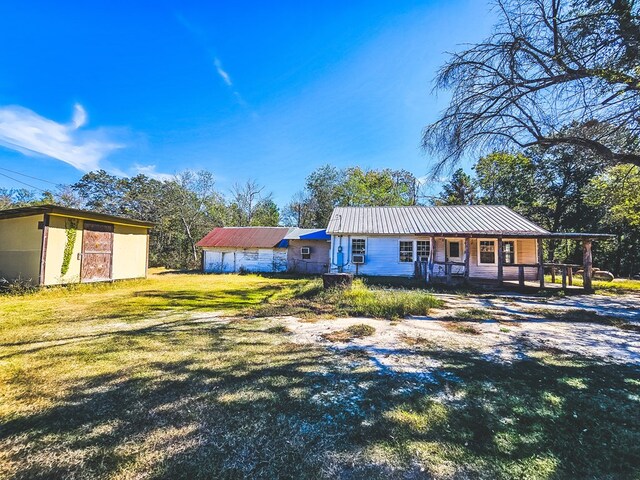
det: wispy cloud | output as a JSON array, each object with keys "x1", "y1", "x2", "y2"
[
  {"x1": 0, "y1": 103, "x2": 123, "y2": 172},
  {"x1": 214, "y1": 57, "x2": 232, "y2": 86},
  {"x1": 176, "y1": 13, "x2": 249, "y2": 108},
  {"x1": 132, "y1": 163, "x2": 174, "y2": 181}
]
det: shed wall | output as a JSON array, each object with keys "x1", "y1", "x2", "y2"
[
  {"x1": 44, "y1": 216, "x2": 149, "y2": 285},
  {"x1": 44, "y1": 216, "x2": 85, "y2": 285},
  {"x1": 111, "y1": 224, "x2": 149, "y2": 280},
  {"x1": 0, "y1": 214, "x2": 44, "y2": 282},
  {"x1": 287, "y1": 239, "x2": 330, "y2": 274}
]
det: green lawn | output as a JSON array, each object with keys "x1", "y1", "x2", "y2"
[{"x1": 1, "y1": 271, "x2": 639, "y2": 479}]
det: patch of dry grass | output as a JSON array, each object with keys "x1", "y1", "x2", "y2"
[
  {"x1": 322, "y1": 323, "x2": 376, "y2": 342},
  {"x1": 440, "y1": 321, "x2": 482, "y2": 335}
]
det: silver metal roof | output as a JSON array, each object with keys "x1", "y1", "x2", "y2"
[{"x1": 326, "y1": 206, "x2": 550, "y2": 236}]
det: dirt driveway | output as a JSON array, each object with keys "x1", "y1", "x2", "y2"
[{"x1": 271, "y1": 293, "x2": 640, "y2": 378}]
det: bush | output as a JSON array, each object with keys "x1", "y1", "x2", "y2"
[{"x1": 0, "y1": 277, "x2": 38, "y2": 295}]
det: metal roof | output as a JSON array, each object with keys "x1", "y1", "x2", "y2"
[
  {"x1": 0, "y1": 204, "x2": 155, "y2": 227},
  {"x1": 326, "y1": 206, "x2": 550, "y2": 236},
  {"x1": 283, "y1": 228, "x2": 330, "y2": 240},
  {"x1": 196, "y1": 227, "x2": 291, "y2": 248}
]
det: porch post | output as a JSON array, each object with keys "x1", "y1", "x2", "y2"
[
  {"x1": 537, "y1": 237, "x2": 545, "y2": 288},
  {"x1": 497, "y1": 237, "x2": 504, "y2": 286},
  {"x1": 463, "y1": 237, "x2": 470, "y2": 282},
  {"x1": 583, "y1": 239, "x2": 593, "y2": 293},
  {"x1": 428, "y1": 236, "x2": 435, "y2": 280}
]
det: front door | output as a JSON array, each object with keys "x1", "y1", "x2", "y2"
[{"x1": 81, "y1": 221, "x2": 114, "y2": 282}]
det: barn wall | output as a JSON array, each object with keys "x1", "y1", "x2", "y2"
[
  {"x1": 0, "y1": 214, "x2": 44, "y2": 283},
  {"x1": 287, "y1": 239, "x2": 330, "y2": 274},
  {"x1": 111, "y1": 225, "x2": 149, "y2": 280},
  {"x1": 202, "y1": 247, "x2": 288, "y2": 273}
]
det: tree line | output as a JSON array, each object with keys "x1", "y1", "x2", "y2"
[
  {"x1": 1, "y1": 155, "x2": 637, "y2": 275},
  {"x1": 0, "y1": 166, "x2": 420, "y2": 269}
]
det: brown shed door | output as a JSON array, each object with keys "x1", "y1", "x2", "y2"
[{"x1": 81, "y1": 222, "x2": 114, "y2": 282}]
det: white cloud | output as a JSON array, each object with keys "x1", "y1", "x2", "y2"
[
  {"x1": 0, "y1": 104, "x2": 123, "y2": 172},
  {"x1": 132, "y1": 164, "x2": 174, "y2": 181},
  {"x1": 214, "y1": 58, "x2": 233, "y2": 86}
]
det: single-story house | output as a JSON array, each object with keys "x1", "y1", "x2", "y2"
[
  {"x1": 326, "y1": 205, "x2": 610, "y2": 290},
  {"x1": 0, "y1": 205, "x2": 153, "y2": 285},
  {"x1": 197, "y1": 227, "x2": 290, "y2": 273},
  {"x1": 284, "y1": 228, "x2": 331, "y2": 274}
]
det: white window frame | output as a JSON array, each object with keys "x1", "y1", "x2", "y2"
[
  {"x1": 351, "y1": 237, "x2": 366, "y2": 257},
  {"x1": 503, "y1": 240, "x2": 517, "y2": 265},
  {"x1": 447, "y1": 239, "x2": 463, "y2": 261},
  {"x1": 398, "y1": 240, "x2": 414, "y2": 263},
  {"x1": 416, "y1": 239, "x2": 431, "y2": 262},
  {"x1": 476, "y1": 239, "x2": 518, "y2": 265},
  {"x1": 477, "y1": 239, "x2": 497, "y2": 265}
]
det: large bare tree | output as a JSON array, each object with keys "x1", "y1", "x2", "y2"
[{"x1": 423, "y1": 0, "x2": 640, "y2": 172}]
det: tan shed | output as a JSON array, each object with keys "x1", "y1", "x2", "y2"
[{"x1": 0, "y1": 205, "x2": 153, "y2": 286}]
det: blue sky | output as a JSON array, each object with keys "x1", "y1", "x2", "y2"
[{"x1": 0, "y1": 1, "x2": 495, "y2": 205}]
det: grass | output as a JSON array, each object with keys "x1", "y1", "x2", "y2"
[
  {"x1": 1, "y1": 271, "x2": 639, "y2": 479},
  {"x1": 545, "y1": 275, "x2": 640, "y2": 294},
  {"x1": 322, "y1": 323, "x2": 377, "y2": 342},
  {"x1": 253, "y1": 278, "x2": 443, "y2": 320}
]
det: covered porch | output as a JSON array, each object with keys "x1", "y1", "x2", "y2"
[{"x1": 415, "y1": 232, "x2": 613, "y2": 293}]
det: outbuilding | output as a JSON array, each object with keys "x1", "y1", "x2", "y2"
[
  {"x1": 0, "y1": 205, "x2": 153, "y2": 285},
  {"x1": 198, "y1": 227, "x2": 290, "y2": 273}
]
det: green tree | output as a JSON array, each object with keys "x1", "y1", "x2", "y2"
[
  {"x1": 474, "y1": 152, "x2": 536, "y2": 209},
  {"x1": 434, "y1": 168, "x2": 477, "y2": 205},
  {"x1": 584, "y1": 165, "x2": 640, "y2": 275}
]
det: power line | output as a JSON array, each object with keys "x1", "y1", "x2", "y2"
[
  {"x1": 0, "y1": 166, "x2": 59, "y2": 186},
  {"x1": 0, "y1": 171, "x2": 49, "y2": 193}
]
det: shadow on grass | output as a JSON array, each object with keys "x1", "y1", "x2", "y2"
[{"x1": 1, "y1": 318, "x2": 639, "y2": 479}]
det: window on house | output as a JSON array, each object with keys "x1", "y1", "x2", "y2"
[
  {"x1": 448, "y1": 241, "x2": 461, "y2": 258},
  {"x1": 416, "y1": 240, "x2": 430, "y2": 261},
  {"x1": 399, "y1": 241, "x2": 414, "y2": 262},
  {"x1": 479, "y1": 240, "x2": 496, "y2": 264},
  {"x1": 352, "y1": 238, "x2": 366, "y2": 255},
  {"x1": 503, "y1": 241, "x2": 515, "y2": 265}
]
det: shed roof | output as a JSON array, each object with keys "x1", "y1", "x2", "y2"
[
  {"x1": 0, "y1": 204, "x2": 155, "y2": 227},
  {"x1": 196, "y1": 227, "x2": 291, "y2": 248},
  {"x1": 326, "y1": 206, "x2": 549, "y2": 236},
  {"x1": 283, "y1": 228, "x2": 330, "y2": 240}
]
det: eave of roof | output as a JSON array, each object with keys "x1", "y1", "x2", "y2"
[{"x1": 0, "y1": 204, "x2": 155, "y2": 227}]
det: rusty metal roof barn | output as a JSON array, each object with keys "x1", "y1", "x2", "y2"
[
  {"x1": 196, "y1": 227, "x2": 291, "y2": 248},
  {"x1": 326, "y1": 206, "x2": 550, "y2": 237}
]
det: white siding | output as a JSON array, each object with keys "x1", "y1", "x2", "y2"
[
  {"x1": 203, "y1": 247, "x2": 287, "y2": 273},
  {"x1": 329, "y1": 235, "x2": 540, "y2": 280},
  {"x1": 330, "y1": 235, "x2": 430, "y2": 277}
]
